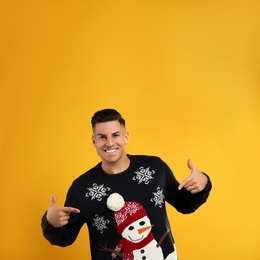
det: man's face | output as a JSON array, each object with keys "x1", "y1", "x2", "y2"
[{"x1": 92, "y1": 120, "x2": 129, "y2": 164}]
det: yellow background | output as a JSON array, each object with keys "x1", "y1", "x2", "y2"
[{"x1": 1, "y1": 0, "x2": 260, "y2": 259}]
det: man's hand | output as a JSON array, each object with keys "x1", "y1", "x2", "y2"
[
  {"x1": 178, "y1": 159, "x2": 208, "y2": 194},
  {"x1": 46, "y1": 194, "x2": 80, "y2": 228}
]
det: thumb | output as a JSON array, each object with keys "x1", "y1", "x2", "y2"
[
  {"x1": 50, "y1": 193, "x2": 57, "y2": 207},
  {"x1": 187, "y1": 159, "x2": 195, "y2": 170}
]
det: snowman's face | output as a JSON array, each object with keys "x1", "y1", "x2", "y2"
[{"x1": 121, "y1": 216, "x2": 153, "y2": 243}]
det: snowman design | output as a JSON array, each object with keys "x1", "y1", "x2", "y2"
[{"x1": 104, "y1": 193, "x2": 178, "y2": 260}]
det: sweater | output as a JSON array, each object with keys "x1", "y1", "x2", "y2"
[{"x1": 41, "y1": 155, "x2": 212, "y2": 260}]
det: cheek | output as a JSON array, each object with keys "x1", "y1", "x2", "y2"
[
  {"x1": 95, "y1": 142, "x2": 103, "y2": 148},
  {"x1": 93, "y1": 139, "x2": 102, "y2": 148}
]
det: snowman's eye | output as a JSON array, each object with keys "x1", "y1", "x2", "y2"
[
  {"x1": 139, "y1": 221, "x2": 145, "y2": 226},
  {"x1": 128, "y1": 226, "x2": 134, "y2": 230}
]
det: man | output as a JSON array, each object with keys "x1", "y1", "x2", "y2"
[{"x1": 41, "y1": 108, "x2": 212, "y2": 260}]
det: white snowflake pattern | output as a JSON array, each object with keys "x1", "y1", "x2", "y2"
[
  {"x1": 150, "y1": 187, "x2": 164, "y2": 208},
  {"x1": 133, "y1": 166, "x2": 155, "y2": 184},
  {"x1": 115, "y1": 202, "x2": 142, "y2": 225},
  {"x1": 114, "y1": 211, "x2": 127, "y2": 226},
  {"x1": 86, "y1": 183, "x2": 110, "y2": 201},
  {"x1": 92, "y1": 214, "x2": 110, "y2": 233}
]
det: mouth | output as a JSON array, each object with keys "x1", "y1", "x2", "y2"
[
  {"x1": 104, "y1": 148, "x2": 118, "y2": 155},
  {"x1": 128, "y1": 235, "x2": 144, "y2": 242}
]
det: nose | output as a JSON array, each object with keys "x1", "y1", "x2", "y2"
[
  {"x1": 105, "y1": 136, "x2": 114, "y2": 146},
  {"x1": 138, "y1": 224, "x2": 154, "y2": 235}
]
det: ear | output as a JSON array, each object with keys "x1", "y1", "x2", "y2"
[
  {"x1": 124, "y1": 132, "x2": 129, "y2": 144},
  {"x1": 92, "y1": 135, "x2": 96, "y2": 146}
]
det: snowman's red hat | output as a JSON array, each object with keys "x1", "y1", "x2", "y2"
[{"x1": 107, "y1": 193, "x2": 147, "y2": 234}]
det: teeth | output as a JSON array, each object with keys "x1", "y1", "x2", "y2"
[{"x1": 106, "y1": 149, "x2": 116, "y2": 153}]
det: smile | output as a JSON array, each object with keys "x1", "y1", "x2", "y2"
[
  {"x1": 128, "y1": 235, "x2": 144, "y2": 242},
  {"x1": 104, "y1": 149, "x2": 118, "y2": 154}
]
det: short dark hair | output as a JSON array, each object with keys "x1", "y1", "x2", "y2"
[{"x1": 91, "y1": 109, "x2": 126, "y2": 128}]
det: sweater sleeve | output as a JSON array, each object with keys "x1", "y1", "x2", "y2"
[
  {"x1": 41, "y1": 185, "x2": 85, "y2": 247},
  {"x1": 41, "y1": 211, "x2": 84, "y2": 247},
  {"x1": 163, "y1": 161, "x2": 212, "y2": 214}
]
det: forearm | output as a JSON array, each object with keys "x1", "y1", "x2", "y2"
[
  {"x1": 41, "y1": 212, "x2": 81, "y2": 247},
  {"x1": 182, "y1": 173, "x2": 212, "y2": 213},
  {"x1": 166, "y1": 173, "x2": 212, "y2": 214}
]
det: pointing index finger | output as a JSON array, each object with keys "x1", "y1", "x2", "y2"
[
  {"x1": 178, "y1": 180, "x2": 186, "y2": 190},
  {"x1": 178, "y1": 176, "x2": 192, "y2": 190},
  {"x1": 63, "y1": 207, "x2": 80, "y2": 214}
]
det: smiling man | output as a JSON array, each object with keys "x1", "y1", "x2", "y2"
[
  {"x1": 41, "y1": 108, "x2": 212, "y2": 260},
  {"x1": 91, "y1": 113, "x2": 130, "y2": 174}
]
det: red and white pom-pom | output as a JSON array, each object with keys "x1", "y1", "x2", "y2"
[{"x1": 106, "y1": 193, "x2": 125, "y2": 212}]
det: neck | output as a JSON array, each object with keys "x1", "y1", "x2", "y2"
[{"x1": 101, "y1": 154, "x2": 130, "y2": 174}]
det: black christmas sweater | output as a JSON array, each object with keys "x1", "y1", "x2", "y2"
[{"x1": 41, "y1": 155, "x2": 212, "y2": 260}]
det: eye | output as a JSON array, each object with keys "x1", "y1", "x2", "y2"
[
  {"x1": 113, "y1": 133, "x2": 120, "y2": 137},
  {"x1": 139, "y1": 221, "x2": 145, "y2": 226},
  {"x1": 128, "y1": 226, "x2": 134, "y2": 231}
]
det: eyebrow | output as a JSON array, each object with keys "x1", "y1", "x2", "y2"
[{"x1": 97, "y1": 131, "x2": 121, "y2": 137}]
